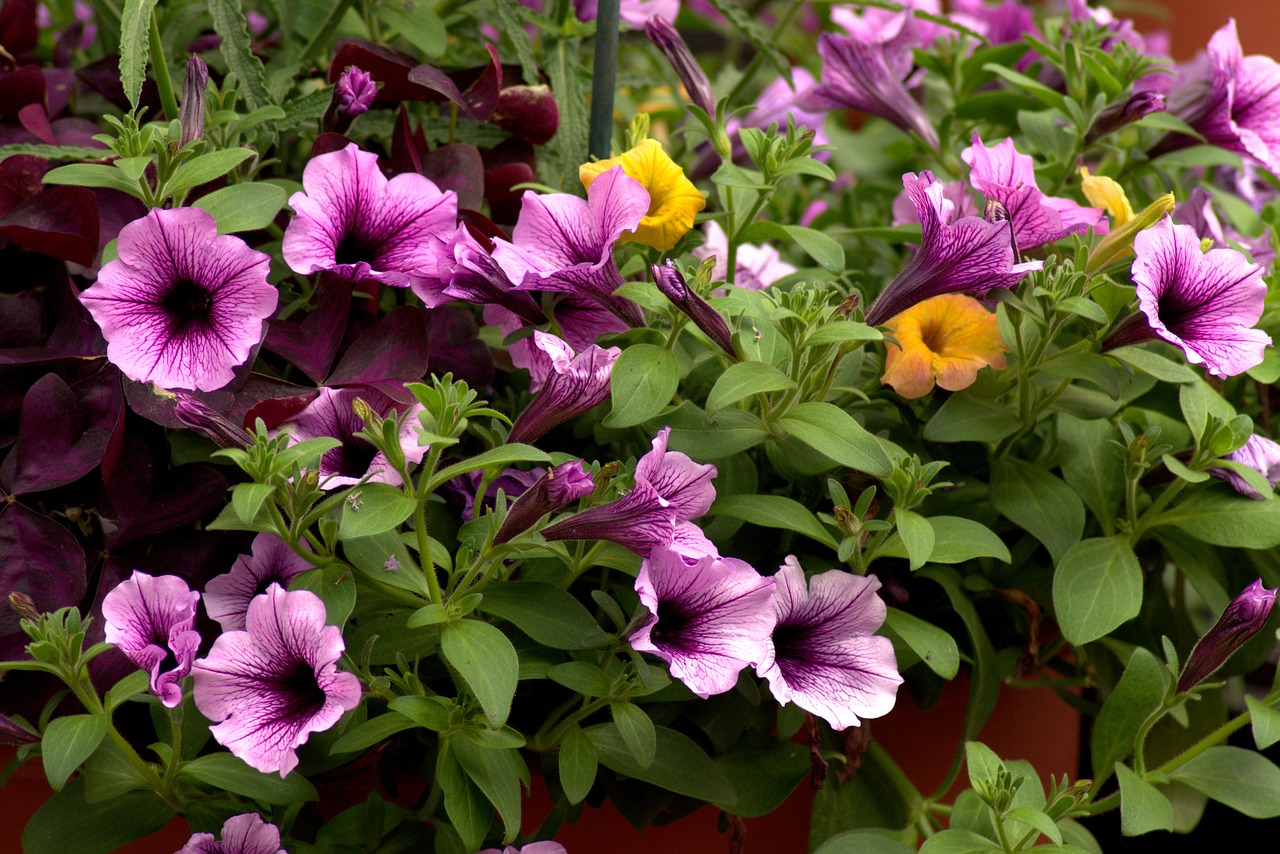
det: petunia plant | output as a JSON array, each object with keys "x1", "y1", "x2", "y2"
[{"x1": 4, "y1": 1, "x2": 1280, "y2": 853}]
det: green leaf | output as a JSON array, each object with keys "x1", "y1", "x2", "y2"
[
  {"x1": 452, "y1": 735, "x2": 526, "y2": 842},
  {"x1": 891, "y1": 509, "x2": 934, "y2": 570},
  {"x1": 232, "y1": 482, "x2": 275, "y2": 525},
  {"x1": 1052, "y1": 536, "x2": 1143, "y2": 644},
  {"x1": 104, "y1": 670, "x2": 150, "y2": 711},
  {"x1": 1092, "y1": 648, "x2": 1164, "y2": 787},
  {"x1": 547, "y1": 662, "x2": 611, "y2": 697},
  {"x1": 983, "y1": 64, "x2": 1068, "y2": 111},
  {"x1": 82, "y1": 738, "x2": 147, "y2": 803},
  {"x1": 777, "y1": 402, "x2": 892, "y2": 477},
  {"x1": 476, "y1": 582, "x2": 609, "y2": 649},
  {"x1": 493, "y1": 0, "x2": 538, "y2": 83},
  {"x1": 1247, "y1": 696, "x2": 1280, "y2": 749},
  {"x1": 714, "y1": 733, "x2": 808, "y2": 818},
  {"x1": 1162, "y1": 453, "x2": 1209, "y2": 483},
  {"x1": 165, "y1": 148, "x2": 255, "y2": 196},
  {"x1": 343, "y1": 530, "x2": 431, "y2": 597},
  {"x1": 1109, "y1": 346, "x2": 1198, "y2": 383},
  {"x1": 292, "y1": 563, "x2": 356, "y2": 628},
  {"x1": 883, "y1": 608, "x2": 959, "y2": 679},
  {"x1": 1171, "y1": 746, "x2": 1280, "y2": 817},
  {"x1": 1038, "y1": 352, "x2": 1122, "y2": 397},
  {"x1": 877, "y1": 516, "x2": 1010, "y2": 565},
  {"x1": 919, "y1": 567, "x2": 998, "y2": 740},
  {"x1": 923, "y1": 391, "x2": 1021, "y2": 443},
  {"x1": 338, "y1": 482, "x2": 416, "y2": 539},
  {"x1": 42, "y1": 713, "x2": 109, "y2": 791},
  {"x1": 208, "y1": 0, "x2": 272, "y2": 109},
  {"x1": 707, "y1": 493, "x2": 838, "y2": 549},
  {"x1": 586, "y1": 723, "x2": 735, "y2": 807},
  {"x1": 181, "y1": 753, "x2": 318, "y2": 802},
  {"x1": 23, "y1": 777, "x2": 175, "y2": 854},
  {"x1": 389, "y1": 696, "x2": 453, "y2": 731},
  {"x1": 604, "y1": 343, "x2": 678, "y2": 428},
  {"x1": 1003, "y1": 806, "x2": 1062, "y2": 845},
  {"x1": 1116, "y1": 763, "x2": 1175, "y2": 835},
  {"x1": 802, "y1": 321, "x2": 882, "y2": 348},
  {"x1": 989, "y1": 459, "x2": 1085, "y2": 564},
  {"x1": 705, "y1": 0, "x2": 792, "y2": 82},
  {"x1": 665, "y1": 404, "x2": 770, "y2": 459},
  {"x1": 330, "y1": 713, "x2": 418, "y2": 755},
  {"x1": 378, "y1": 0, "x2": 446, "y2": 58},
  {"x1": 1153, "y1": 485, "x2": 1280, "y2": 548},
  {"x1": 558, "y1": 723, "x2": 597, "y2": 804},
  {"x1": 429, "y1": 444, "x2": 552, "y2": 491},
  {"x1": 705, "y1": 361, "x2": 795, "y2": 413},
  {"x1": 194, "y1": 182, "x2": 289, "y2": 233},
  {"x1": 814, "y1": 831, "x2": 917, "y2": 854},
  {"x1": 43, "y1": 163, "x2": 143, "y2": 195},
  {"x1": 1058, "y1": 414, "x2": 1125, "y2": 525},
  {"x1": 918, "y1": 828, "x2": 1004, "y2": 853},
  {"x1": 437, "y1": 742, "x2": 490, "y2": 851},
  {"x1": 964, "y1": 741, "x2": 1004, "y2": 790},
  {"x1": 118, "y1": 0, "x2": 159, "y2": 110},
  {"x1": 441, "y1": 619, "x2": 519, "y2": 726},
  {"x1": 783, "y1": 225, "x2": 845, "y2": 273},
  {"x1": 610, "y1": 702, "x2": 656, "y2": 769}
]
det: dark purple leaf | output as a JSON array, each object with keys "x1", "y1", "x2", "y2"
[
  {"x1": 424, "y1": 142, "x2": 484, "y2": 211},
  {"x1": 0, "y1": 154, "x2": 46, "y2": 214},
  {"x1": 17, "y1": 102, "x2": 54, "y2": 144},
  {"x1": 121, "y1": 379, "x2": 234, "y2": 430},
  {"x1": 390, "y1": 106, "x2": 428, "y2": 176},
  {"x1": 263, "y1": 272, "x2": 353, "y2": 383},
  {"x1": 310, "y1": 132, "x2": 355, "y2": 158},
  {"x1": 407, "y1": 43, "x2": 503, "y2": 121},
  {"x1": 0, "y1": 501, "x2": 86, "y2": 661},
  {"x1": 492, "y1": 84, "x2": 559, "y2": 145},
  {"x1": 0, "y1": 367, "x2": 123, "y2": 495},
  {"x1": 326, "y1": 304, "x2": 431, "y2": 388},
  {"x1": 92, "y1": 187, "x2": 147, "y2": 251},
  {"x1": 484, "y1": 161, "x2": 535, "y2": 226},
  {"x1": 42, "y1": 69, "x2": 75, "y2": 116},
  {"x1": 329, "y1": 40, "x2": 443, "y2": 104},
  {"x1": 0, "y1": 65, "x2": 44, "y2": 121},
  {"x1": 231, "y1": 375, "x2": 317, "y2": 431},
  {"x1": 0, "y1": 273, "x2": 107, "y2": 367},
  {"x1": 426, "y1": 305, "x2": 493, "y2": 388},
  {"x1": 0, "y1": 292, "x2": 40, "y2": 349},
  {"x1": 458, "y1": 210, "x2": 510, "y2": 246},
  {"x1": 0, "y1": 185, "x2": 100, "y2": 266},
  {"x1": 0, "y1": 0, "x2": 38, "y2": 59},
  {"x1": 241, "y1": 387, "x2": 318, "y2": 431}
]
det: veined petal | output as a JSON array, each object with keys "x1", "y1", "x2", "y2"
[{"x1": 635, "y1": 426, "x2": 717, "y2": 520}]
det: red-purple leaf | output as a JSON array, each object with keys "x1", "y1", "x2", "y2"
[
  {"x1": 0, "y1": 501, "x2": 86, "y2": 660},
  {"x1": 407, "y1": 43, "x2": 503, "y2": 121},
  {"x1": 263, "y1": 272, "x2": 353, "y2": 383},
  {"x1": 326, "y1": 304, "x2": 431, "y2": 389},
  {"x1": 424, "y1": 142, "x2": 484, "y2": 211},
  {"x1": 0, "y1": 185, "x2": 100, "y2": 266}
]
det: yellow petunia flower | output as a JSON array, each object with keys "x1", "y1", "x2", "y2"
[
  {"x1": 580, "y1": 138, "x2": 706, "y2": 251},
  {"x1": 881, "y1": 294, "x2": 1007, "y2": 399},
  {"x1": 1079, "y1": 166, "x2": 1134, "y2": 226}
]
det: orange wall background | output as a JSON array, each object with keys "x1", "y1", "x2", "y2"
[{"x1": 1138, "y1": 0, "x2": 1280, "y2": 59}]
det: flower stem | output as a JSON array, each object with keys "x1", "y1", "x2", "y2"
[{"x1": 148, "y1": 14, "x2": 180, "y2": 123}]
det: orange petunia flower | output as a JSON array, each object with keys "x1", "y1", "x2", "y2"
[
  {"x1": 881, "y1": 294, "x2": 1007, "y2": 399},
  {"x1": 580, "y1": 138, "x2": 706, "y2": 251}
]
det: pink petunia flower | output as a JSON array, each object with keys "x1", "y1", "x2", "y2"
[{"x1": 103, "y1": 571, "x2": 202, "y2": 709}]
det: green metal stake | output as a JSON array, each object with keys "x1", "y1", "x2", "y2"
[{"x1": 588, "y1": 0, "x2": 621, "y2": 160}]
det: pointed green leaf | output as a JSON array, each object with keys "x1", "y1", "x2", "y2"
[
  {"x1": 558, "y1": 723, "x2": 597, "y2": 805},
  {"x1": 883, "y1": 608, "x2": 959, "y2": 679},
  {"x1": 1247, "y1": 696, "x2": 1280, "y2": 749},
  {"x1": 180, "y1": 753, "x2": 318, "y2": 802},
  {"x1": 586, "y1": 723, "x2": 735, "y2": 807},
  {"x1": 705, "y1": 361, "x2": 795, "y2": 414},
  {"x1": 707, "y1": 493, "x2": 839, "y2": 549},
  {"x1": 1170, "y1": 746, "x2": 1280, "y2": 818},
  {"x1": 42, "y1": 714, "x2": 109, "y2": 791},
  {"x1": 118, "y1": 0, "x2": 159, "y2": 110},
  {"x1": 338, "y1": 482, "x2": 416, "y2": 539},
  {"x1": 441, "y1": 619, "x2": 519, "y2": 725},
  {"x1": 1116, "y1": 764, "x2": 1175, "y2": 835},
  {"x1": 891, "y1": 509, "x2": 934, "y2": 570},
  {"x1": 476, "y1": 581, "x2": 610, "y2": 650},
  {"x1": 777, "y1": 402, "x2": 891, "y2": 477},
  {"x1": 1053, "y1": 536, "x2": 1143, "y2": 644},
  {"x1": 989, "y1": 459, "x2": 1085, "y2": 564},
  {"x1": 604, "y1": 343, "x2": 679, "y2": 428},
  {"x1": 877, "y1": 515, "x2": 1010, "y2": 565},
  {"x1": 1092, "y1": 648, "x2": 1164, "y2": 787},
  {"x1": 610, "y1": 702, "x2": 656, "y2": 769}
]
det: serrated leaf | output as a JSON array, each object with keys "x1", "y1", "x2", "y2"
[
  {"x1": 118, "y1": 0, "x2": 159, "y2": 111},
  {"x1": 208, "y1": 0, "x2": 272, "y2": 109}
]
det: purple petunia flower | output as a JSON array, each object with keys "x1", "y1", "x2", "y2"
[
  {"x1": 830, "y1": 0, "x2": 945, "y2": 50},
  {"x1": 540, "y1": 427, "x2": 717, "y2": 557},
  {"x1": 1103, "y1": 217, "x2": 1271, "y2": 378},
  {"x1": 494, "y1": 460, "x2": 596, "y2": 544},
  {"x1": 1177, "y1": 578, "x2": 1278, "y2": 693},
  {"x1": 335, "y1": 66, "x2": 377, "y2": 116},
  {"x1": 506, "y1": 331, "x2": 621, "y2": 445},
  {"x1": 952, "y1": 0, "x2": 1037, "y2": 45},
  {"x1": 573, "y1": 0, "x2": 676, "y2": 28},
  {"x1": 205, "y1": 533, "x2": 314, "y2": 632},
  {"x1": 492, "y1": 167, "x2": 650, "y2": 327},
  {"x1": 961, "y1": 135, "x2": 1107, "y2": 251},
  {"x1": 756, "y1": 559, "x2": 902, "y2": 731},
  {"x1": 645, "y1": 17, "x2": 714, "y2": 117},
  {"x1": 1209, "y1": 434, "x2": 1280, "y2": 500},
  {"x1": 1166, "y1": 20, "x2": 1280, "y2": 170},
  {"x1": 411, "y1": 225, "x2": 547, "y2": 325},
  {"x1": 282, "y1": 143, "x2": 457, "y2": 288},
  {"x1": 864, "y1": 171, "x2": 1042, "y2": 326},
  {"x1": 449, "y1": 466, "x2": 547, "y2": 521},
  {"x1": 477, "y1": 843, "x2": 568, "y2": 854},
  {"x1": 629, "y1": 546, "x2": 777, "y2": 698},
  {"x1": 79, "y1": 207, "x2": 277, "y2": 393},
  {"x1": 273, "y1": 387, "x2": 427, "y2": 490},
  {"x1": 103, "y1": 571, "x2": 202, "y2": 709},
  {"x1": 797, "y1": 20, "x2": 939, "y2": 150},
  {"x1": 192, "y1": 584, "x2": 363, "y2": 777},
  {"x1": 692, "y1": 221, "x2": 796, "y2": 291},
  {"x1": 176, "y1": 812, "x2": 285, "y2": 854}
]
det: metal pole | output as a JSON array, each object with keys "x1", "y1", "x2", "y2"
[{"x1": 588, "y1": 0, "x2": 621, "y2": 160}]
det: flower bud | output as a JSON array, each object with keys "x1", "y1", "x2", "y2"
[
  {"x1": 1085, "y1": 192, "x2": 1176, "y2": 275},
  {"x1": 1087, "y1": 92, "x2": 1166, "y2": 143},
  {"x1": 644, "y1": 17, "x2": 715, "y2": 118},
  {"x1": 8, "y1": 592, "x2": 39, "y2": 622},
  {"x1": 652, "y1": 260, "x2": 736, "y2": 357},
  {"x1": 1176, "y1": 578, "x2": 1277, "y2": 693},
  {"x1": 173, "y1": 392, "x2": 251, "y2": 449},
  {"x1": 179, "y1": 55, "x2": 209, "y2": 147},
  {"x1": 493, "y1": 460, "x2": 595, "y2": 544},
  {"x1": 323, "y1": 66, "x2": 378, "y2": 134}
]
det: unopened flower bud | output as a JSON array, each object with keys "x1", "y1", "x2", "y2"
[
  {"x1": 8, "y1": 592, "x2": 39, "y2": 622},
  {"x1": 1177, "y1": 578, "x2": 1277, "y2": 693},
  {"x1": 173, "y1": 391, "x2": 251, "y2": 449},
  {"x1": 644, "y1": 17, "x2": 715, "y2": 117},
  {"x1": 179, "y1": 55, "x2": 209, "y2": 146},
  {"x1": 1086, "y1": 193, "x2": 1176, "y2": 275},
  {"x1": 652, "y1": 260, "x2": 736, "y2": 357},
  {"x1": 1087, "y1": 92, "x2": 1166, "y2": 143},
  {"x1": 323, "y1": 66, "x2": 377, "y2": 134},
  {"x1": 494, "y1": 460, "x2": 595, "y2": 544}
]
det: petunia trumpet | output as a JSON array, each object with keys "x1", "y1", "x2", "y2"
[
  {"x1": 629, "y1": 546, "x2": 777, "y2": 698},
  {"x1": 493, "y1": 460, "x2": 596, "y2": 544},
  {"x1": 756, "y1": 559, "x2": 903, "y2": 730},
  {"x1": 192, "y1": 584, "x2": 363, "y2": 777},
  {"x1": 506, "y1": 332, "x2": 620, "y2": 445},
  {"x1": 204, "y1": 533, "x2": 315, "y2": 632},
  {"x1": 102, "y1": 571, "x2": 202, "y2": 708},
  {"x1": 177, "y1": 813, "x2": 286, "y2": 854}
]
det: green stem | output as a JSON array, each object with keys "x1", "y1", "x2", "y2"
[
  {"x1": 1130, "y1": 479, "x2": 1188, "y2": 543},
  {"x1": 1153, "y1": 694, "x2": 1274, "y2": 777},
  {"x1": 296, "y1": 0, "x2": 358, "y2": 71},
  {"x1": 148, "y1": 14, "x2": 180, "y2": 123},
  {"x1": 414, "y1": 447, "x2": 445, "y2": 607}
]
